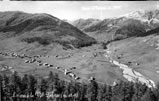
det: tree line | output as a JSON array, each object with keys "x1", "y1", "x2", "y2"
[{"x1": 0, "y1": 71, "x2": 159, "y2": 101}]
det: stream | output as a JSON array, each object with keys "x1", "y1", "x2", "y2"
[{"x1": 104, "y1": 50, "x2": 155, "y2": 88}]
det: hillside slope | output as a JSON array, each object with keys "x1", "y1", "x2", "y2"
[
  {"x1": 0, "y1": 11, "x2": 98, "y2": 83},
  {"x1": 0, "y1": 11, "x2": 96, "y2": 49},
  {"x1": 71, "y1": 18, "x2": 100, "y2": 31},
  {"x1": 106, "y1": 26, "x2": 159, "y2": 85}
]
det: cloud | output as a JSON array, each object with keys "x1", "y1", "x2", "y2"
[{"x1": 81, "y1": 5, "x2": 122, "y2": 11}]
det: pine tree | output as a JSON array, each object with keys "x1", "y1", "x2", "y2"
[
  {"x1": 58, "y1": 80, "x2": 65, "y2": 100},
  {"x1": 54, "y1": 73, "x2": 59, "y2": 83},
  {"x1": 28, "y1": 75, "x2": 37, "y2": 97},
  {"x1": 154, "y1": 82, "x2": 159, "y2": 101},
  {"x1": 38, "y1": 78, "x2": 48, "y2": 93},
  {"x1": 64, "y1": 82, "x2": 71, "y2": 101},
  {"x1": 79, "y1": 83, "x2": 87, "y2": 101},
  {"x1": 87, "y1": 79, "x2": 98, "y2": 101},
  {"x1": 9, "y1": 71, "x2": 21, "y2": 94},
  {"x1": 98, "y1": 84, "x2": 107, "y2": 101},
  {"x1": 132, "y1": 82, "x2": 148, "y2": 101},
  {"x1": 0, "y1": 75, "x2": 2, "y2": 101},
  {"x1": 48, "y1": 71, "x2": 54, "y2": 82},
  {"x1": 8, "y1": 71, "x2": 22, "y2": 101},
  {"x1": 52, "y1": 73, "x2": 60, "y2": 94},
  {"x1": 112, "y1": 80, "x2": 123, "y2": 101},
  {"x1": 47, "y1": 71, "x2": 54, "y2": 92},
  {"x1": 37, "y1": 78, "x2": 48, "y2": 101},
  {"x1": 22, "y1": 74, "x2": 29, "y2": 94},
  {"x1": 141, "y1": 89, "x2": 157, "y2": 101},
  {"x1": 2, "y1": 75, "x2": 10, "y2": 101},
  {"x1": 106, "y1": 85, "x2": 112, "y2": 101},
  {"x1": 74, "y1": 82, "x2": 81, "y2": 101},
  {"x1": 124, "y1": 82, "x2": 134, "y2": 101}
]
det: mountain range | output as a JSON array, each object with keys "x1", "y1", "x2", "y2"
[
  {"x1": 1, "y1": 10, "x2": 159, "y2": 86},
  {"x1": 71, "y1": 9, "x2": 159, "y2": 42}
]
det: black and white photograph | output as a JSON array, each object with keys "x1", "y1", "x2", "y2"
[{"x1": 0, "y1": 1, "x2": 159, "y2": 101}]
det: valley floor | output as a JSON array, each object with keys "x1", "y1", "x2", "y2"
[{"x1": 1, "y1": 35, "x2": 159, "y2": 86}]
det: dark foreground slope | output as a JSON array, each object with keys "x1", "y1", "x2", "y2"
[{"x1": 1, "y1": 71, "x2": 159, "y2": 101}]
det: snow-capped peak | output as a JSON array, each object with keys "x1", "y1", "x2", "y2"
[
  {"x1": 124, "y1": 9, "x2": 145, "y2": 19},
  {"x1": 122, "y1": 9, "x2": 159, "y2": 25}
]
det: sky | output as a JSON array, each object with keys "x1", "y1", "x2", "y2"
[{"x1": 0, "y1": 1, "x2": 158, "y2": 21}]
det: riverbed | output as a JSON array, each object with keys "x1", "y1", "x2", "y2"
[{"x1": 104, "y1": 50, "x2": 155, "y2": 88}]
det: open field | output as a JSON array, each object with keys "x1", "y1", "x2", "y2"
[{"x1": 0, "y1": 41, "x2": 126, "y2": 85}]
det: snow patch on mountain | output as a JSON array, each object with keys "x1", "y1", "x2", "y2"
[{"x1": 123, "y1": 10, "x2": 159, "y2": 26}]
